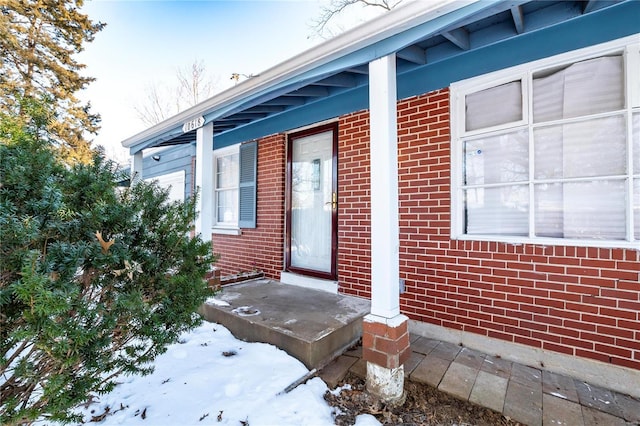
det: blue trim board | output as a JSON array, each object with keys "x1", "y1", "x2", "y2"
[
  {"x1": 130, "y1": 1, "x2": 505, "y2": 153},
  {"x1": 208, "y1": 2, "x2": 503, "y2": 131},
  {"x1": 132, "y1": 1, "x2": 639, "y2": 153},
  {"x1": 141, "y1": 144, "x2": 195, "y2": 198},
  {"x1": 399, "y1": 0, "x2": 640, "y2": 99},
  {"x1": 143, "y1": 145, "x2": 193, "y2": 179},
  {"x1": 213, "y1": 1, "x2": 639, "y2": 149}
]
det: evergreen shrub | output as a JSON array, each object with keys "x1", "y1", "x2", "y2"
[{"x1": 0, "y1": 104, "x2": 215, "y2": 424}]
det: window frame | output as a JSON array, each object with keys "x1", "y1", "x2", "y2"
[
  {"x1": 450, "y1": 35, "x2": 640, "y2": 248},
  {"x1": 213, "y1": 144, "x2": 240, "y2": 233}
]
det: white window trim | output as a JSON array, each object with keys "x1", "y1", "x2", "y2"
[
  {"x1": 213, "y1": 144, "x2": 242, "y2": 235},
  {"x1": 450, "y1": 35, "x2": 640, "y2": 249}
]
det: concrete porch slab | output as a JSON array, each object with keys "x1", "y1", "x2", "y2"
[{"x1": 199, "y1": 279, "x2": 371, "y2": 369}]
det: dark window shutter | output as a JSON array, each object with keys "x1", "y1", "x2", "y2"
[{"x1": 238, "y1": 141, "x2": 257, "y2": 228}]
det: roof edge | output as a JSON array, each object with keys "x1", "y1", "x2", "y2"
[{"x1": 121, "y1": 0, "x2": 478, "y2": 152}]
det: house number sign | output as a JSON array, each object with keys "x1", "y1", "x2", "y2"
[{"x1": 182, "y1": 116, "x2": 205, "y2": 133}]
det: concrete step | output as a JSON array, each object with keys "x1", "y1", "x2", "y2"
[{"x1": 199, "y1": 279, "x2": 371, "y2": 369}]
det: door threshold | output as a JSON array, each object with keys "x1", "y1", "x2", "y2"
[{"x1": 280, "y1": 272, "x2": 338, "y2": 294}]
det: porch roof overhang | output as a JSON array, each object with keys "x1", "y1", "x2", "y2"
[{"x1": 122, "y1": 0, "x2": 638, "y2": 155}]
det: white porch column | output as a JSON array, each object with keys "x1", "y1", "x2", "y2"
[
  {"x1": 364, "y1": 53, "x2": 410, "y2": 403},
  {"x1": 369, "y1": 53, "x2": 400, "y2": 318},
  {"x1": 195, "y1": 122, "x2": 214, "y2": 242},
  {"x1": 131, "y1": 151, "x2": 143, "y2": 182}
]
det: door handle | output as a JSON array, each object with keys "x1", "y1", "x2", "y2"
[{"x1": 325, "y1": 192, "x2": 337, "y2": 210}]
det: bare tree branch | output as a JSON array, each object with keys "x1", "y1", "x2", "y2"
[
  {"x1": 311, "y1": 0, "x2": 404, "y2": 39},
  {"x1": 176, "y1": 60, "x2": 215, "y2": 107},
  {"x1": 134, "y1": 59, "x2": 218, "y2": 126},
  {"x1": 133, "y1": 83, "x2": 172, "y2": 127}
]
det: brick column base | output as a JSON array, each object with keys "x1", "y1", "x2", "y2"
[{"x1": 362, "y1": 314, "x2": 411, "y2": 369}]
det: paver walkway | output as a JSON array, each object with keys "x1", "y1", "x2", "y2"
[{"x1": 319, "y1": 335, "x2": 640, "y2": 426}]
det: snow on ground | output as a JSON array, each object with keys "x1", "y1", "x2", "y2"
[{"x1": 50, "y1": 322, "x2": 380, "y2": 426}]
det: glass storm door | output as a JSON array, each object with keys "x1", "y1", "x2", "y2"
[{"x1": 286, "y1": 124, "x2": 338, "y2": 280}]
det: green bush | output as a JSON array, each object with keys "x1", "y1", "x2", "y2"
[{"x1": 0, "y1": 105, "x2": 215, "y2": 424}]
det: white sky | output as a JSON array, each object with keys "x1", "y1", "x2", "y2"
[
  {"x1": 77, "y1": 0, "x2": 388, "y2": 163},
  {"x1": 43, "y1": 317, "x2": 382, "y2": 425}
]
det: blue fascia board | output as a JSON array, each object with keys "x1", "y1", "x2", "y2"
[
  {"x1": 130, "y1": 1, "x2": 502, "y2": 154},
  {"x1": 214, "y1": 0, "x2": 639, "y2": 149},
  {"x1": 214, "y1": 87, "x2": 369, "y2": 149},
  {"x1": 129, "y1": 127, "x2": 187, "y2": 154},
  {"x1": 134, "y1": 0, "x2": 638, "y2": 153},
  {"x1": 398, "y1": 0, "x2": 640, "y2": 99},
  {"x1": 207, "y1": 1, "x2": 504, "y2": 124}
]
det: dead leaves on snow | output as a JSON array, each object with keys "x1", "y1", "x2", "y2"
[{"x1": 89, "y1": 403, "x2": 128, "y2": 423}]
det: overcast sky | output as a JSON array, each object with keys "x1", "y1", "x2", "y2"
[{"x1": 78, "y1": 0, "x2": 386, "y2": 163}]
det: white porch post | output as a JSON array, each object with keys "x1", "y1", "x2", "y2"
[
  {"x1": 195, "y1": 122, "x2": 214, "y2": 242},
  {"x1": 370, "y1": 54, "x2": 400, "y2": 318},
  {"x1": 131, "y1": 151, "x2": 143, "y2": 182},
  {"x1": 364, "y1": 53, "x2": 410, "y2": 403}
]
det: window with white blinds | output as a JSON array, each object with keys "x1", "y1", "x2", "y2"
[
  {"x1": 451, "y1": 37, "x2": 640, "y2": 247},
  {"x1": 212, "y1": 142, "x2": 258, "y2": 231},
  {"x1": 214, "y1": 145, "x2": 239, "y2": 227}
]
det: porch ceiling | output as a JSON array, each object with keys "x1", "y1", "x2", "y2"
[{"x1": 124, "y1": 0, "x2": 631, "y2": 153}]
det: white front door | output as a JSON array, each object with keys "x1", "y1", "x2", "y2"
[{"x1": 286, "y1": 124, "x2": 337, "y2": 280}]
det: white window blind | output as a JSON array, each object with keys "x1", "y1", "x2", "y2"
[
  {"x1": 465, "y1": 81, "x2": 522, "y2": 131},
  {"x1": 215, "y1": 151, "x2": 239, "y2": 225},
  {"x1": 533, "y1": 56, "x2": 624, "y2": 122},
  {"x1": 532, "y1": 56, "x2": 625, "y2": 240},
  {"x1": 634, "y1": 113, "x2": 640, "y2": 240},
  {"x1": 464, "y1": 130, "x2": 529, "y2": 236}
]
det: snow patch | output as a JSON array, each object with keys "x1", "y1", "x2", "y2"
[
  {"x1": 224, "y1": 382, "x2": 242, "y2": 397},
  {"x1": 330, "y1": 383, "x2": 352, "y2": 396},
  {"x1": 46, "y1": 323, "x2": 336, "y2": 425},
  {"x1": 355, "y1": 413, "x2": 383, "y2": 425},
  {"x1": 232, "y1": 306, "x2": 260, "y2": 316},
  {"x1": 168, "y1": 347, "x2": 188, "y2": 359},
  {"x1": 205, "y1": 297, "x2": 230, "y2": 307}
]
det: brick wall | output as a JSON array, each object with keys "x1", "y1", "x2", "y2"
[
  {"x1": 338, "y1": 89, "x2": 640, "y2": 370},
  {"x1": 338, "y1": 112, "x2": 373, "y2": 298},
  {"x1": 211, "y1": 134, "x2": 286, "y2": 279},
  {"x1": 211, "y1": 89, "x2": 639, "y2": 370}
]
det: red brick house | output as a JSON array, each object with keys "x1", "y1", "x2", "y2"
[{"x1": 124, "y1": 0, "x2": 640, "y2": 399}]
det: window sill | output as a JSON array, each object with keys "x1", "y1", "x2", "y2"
[
  {"x1": 452, "y1": 233, "x2": 640, "y2": 250},
  {"x1": 212, "y1": 227, "x2": 242, "y2": 236}
]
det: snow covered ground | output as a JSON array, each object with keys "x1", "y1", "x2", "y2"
[{"x1": 51, "y1": 322, "x2": 381, "y2": 426}]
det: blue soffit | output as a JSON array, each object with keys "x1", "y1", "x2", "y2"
[{"x1": 124, "y1": 0, "x2": 639, "y2": 154}]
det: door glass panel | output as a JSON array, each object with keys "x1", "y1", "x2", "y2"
[{"x1": 290, "y1": 130, "x2": 333, "y2": 273}]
